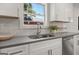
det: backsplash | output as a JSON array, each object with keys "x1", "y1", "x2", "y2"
[
  {"x1": 16, "y1": 28, "x2": 49, "y2": 36},
  {"x1": 0, "y1": 17, "x2": 77, "y2": 36},
  {"x1": 49, "y1": 22, "x2": 65, "y2": 32},
  {"x1": 0, "y1": 18, "x2": 19, "y2": 33},
  {"x1": 0, "y1": 18, "x2": 49, "y2": 36}
]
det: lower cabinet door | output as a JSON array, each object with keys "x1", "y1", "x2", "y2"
[
  {"x1": 29, "y1": 38, "x2": 62, "y2": 55},
  {"x1": 73, "y1": 35, "x2": 79, "y2": 55},
  {"x1": 30, "y1": 49, "x2": 49, "y2": 55},
  {"x1": 0, "y1": 45, "x2": 28, "y2": 55},
  {"x1": 53, "y1": 48, "x2": 62, "y2": 55},
  {"x1": 30, "y1": 47, "x2": 54, "y2": 55}
]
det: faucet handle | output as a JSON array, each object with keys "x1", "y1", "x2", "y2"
[{"x1": 40, "y1": 25, "x2": 42, "y2": 29}]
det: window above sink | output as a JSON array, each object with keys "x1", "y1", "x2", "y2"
[
  {"x1": 19, "y1": 3, "x2": 48, "y2": 29},
  {"x1": 24, "y1": 3, "x2": 45, "y2": 25}
]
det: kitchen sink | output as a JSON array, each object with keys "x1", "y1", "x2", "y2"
[
  {"x1": 28, "y1": 32, "x2": 70, "y2": 39},
  {"x1": 28, "y1": 34, "x2": 55, "y2": 39}
]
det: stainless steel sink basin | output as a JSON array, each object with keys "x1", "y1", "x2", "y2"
[
  {"x1": 28, "y1": 32, "x2": 69, "y2": 39},
  {"x1": 28, "y1": 34, "x2": 55, "y2": 39}
]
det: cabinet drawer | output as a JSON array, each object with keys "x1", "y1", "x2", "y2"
[{"x1": 0, "y1": 45, "x2": 28, "y2": 55}]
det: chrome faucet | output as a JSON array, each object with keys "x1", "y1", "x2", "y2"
[{"x1": 36, "y1": 22, "x2": 41, "y2": 36}]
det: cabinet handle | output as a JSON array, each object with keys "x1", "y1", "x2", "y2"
[
  {"x1": 9, "y1": 51, "x2": 23, "y2": 55},
  {"x1": 0, "y1": 53, "x2": 8, "y2": 55},
  {"x1": 48, "y1": 49, "x2": 52, "y2": 55},
  {"x1": 50, "y1": 50, "x2": 52, "y2": 55}
]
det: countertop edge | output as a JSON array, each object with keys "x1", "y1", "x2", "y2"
[{"x1": 0, "y1": 32, "x2": 79, "y2": 49}]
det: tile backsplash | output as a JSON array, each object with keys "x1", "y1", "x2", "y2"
[
  {"x1": 0, "y1": 18, "x2": 19, "y2": 33},
  {"x1": 49, "y1": 22, "x2": 65, "y2": 32},
  {"x1": 0, "y1": 18, "x2": 49, "y2": 36},
  {"x1": 16, "y1": 28, "x2": 49, "y2": 36}
]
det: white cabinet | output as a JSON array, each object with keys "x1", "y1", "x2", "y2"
[
  {"x1": 0, "y1": 3, "x2": 18, "y2": 17},
  {"x1": 73, "y1": 35, "x2": 79, "y2": 55},
  {"x1": 64, "y1": 4, "x2": 73, "y2": 22},
  {"x1": 0, "y1": 38, "x2": 62, "y2": 55},
  {"x1": 50, "y1": 3, "x2": 56, "y2": 21},
  {"x1": 0, "y1": 45, "x2": 29, "y2": 55},
  {"x1": 50, "y1": 3, "x2": 73, "y2": 22},
  {"x1": 29, "y1": 38, "x2": 62, "y2": 55},
  {"x1": 55, "y1": 3, "x2": 65, "y2": 21},
  {"x1": 62, "y1": 36, "x2": 74, "y2": 55}
]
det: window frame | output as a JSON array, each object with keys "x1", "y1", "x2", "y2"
[{"x1": 19, "y1": 3, "x2": 48, "y2": 29}]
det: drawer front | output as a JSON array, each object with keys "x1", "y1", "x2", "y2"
[{"x1": 0, "y1": 45, "x2": 28, "y2": 55}]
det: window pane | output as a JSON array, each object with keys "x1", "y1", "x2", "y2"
[{"x1": 24, "y1": 3, "x2": 45, "y2": 25}]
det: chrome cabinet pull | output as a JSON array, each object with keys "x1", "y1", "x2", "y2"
[
  {"x1": 50, "y1": 50, "x2": 52, "y2": 55},
  {"x1": 9, "y1": 51, "x2": 23, "y2": 55},
  {"x1": 48, "y1": 49, "x2": 52, "y2": 55},
  {"x1": 0, "y1": 53, "x2": 8, "y2": 55}
]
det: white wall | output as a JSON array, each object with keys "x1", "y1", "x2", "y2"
[{"x1": 0, "y1": 18, "x2": 19, "y2": 33}]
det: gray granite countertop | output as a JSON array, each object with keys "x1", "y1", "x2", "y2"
[{"x1": 0, "y1": 32, "x2": 79, "y2": 49}]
